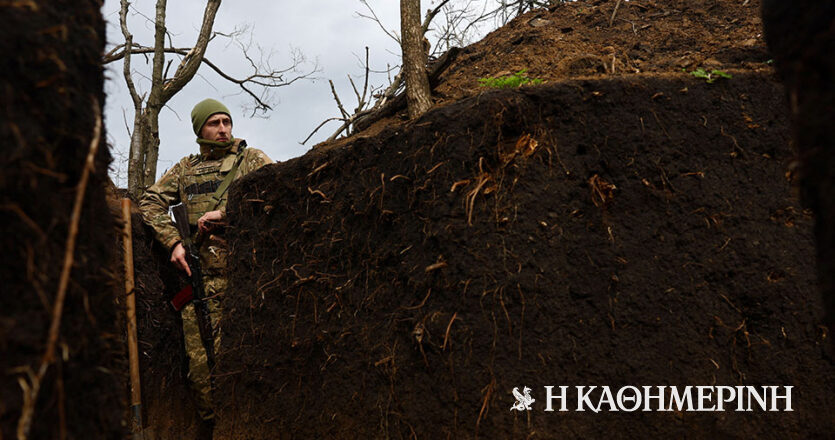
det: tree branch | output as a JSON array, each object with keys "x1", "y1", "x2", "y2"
[
  {"x1": 308, "y1": 1, "x2": 461, "y2": 144},
  {"x1": 304, "y1": 48, "x2": 376, "y2": 145},
  {"x1": 148, "y1": 0, "x2": 167, "y2": 108},
  {"x1": 301, "y1": 117, "x2": 343, "y2": 145},
  {"x1": 358, "y1": 47, "x2": 370, "y2": 110},
  {"x1": 119, "y1": 0, "x2": 141, "y2": 111},
  {"x1": 422, "y1": 0, "x2": 452, "y2": 35},
  {"x1": 159, "y1": 0, "x2": 221, "y2": 104},
  {"x1": 353, "y1": 46, "x2": 460, "y2": 132},
  {"x1": 329, "y1": 79, "x2": 349, "y2": 119},
  {"x1": 357, "y1": 0, "x2": 400, "y2": 44},
  {"x1": 106, "y1": 45, "x2": 315, "y2": 114}
]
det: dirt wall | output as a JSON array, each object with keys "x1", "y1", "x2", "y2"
[
  {"x1": 0, "y1": 1, "x2": 124, "y2": 438},
  {"x1": 218, "y1": 73, "x2": 834, "y2": 439},
  {"x1": 123, "y1": 209, "x2": 203, "y2": 439},
  {"x1": 762, "y1": 0, "x2": 835, "y2": 355}
]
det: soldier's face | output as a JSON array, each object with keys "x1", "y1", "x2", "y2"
[{"x1": 200, "y1": 113, "x2": 232, "y2": 142}]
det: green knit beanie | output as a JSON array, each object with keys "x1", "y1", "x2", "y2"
[{"x1": 191, "y1": 98, "x2": 232, "y2": 136}]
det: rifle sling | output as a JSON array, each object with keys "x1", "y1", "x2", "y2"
[
  {"x1": 210, "y1": 147, "x2": 246, "y2": 210},
  {"x1": 177, "y1": 144, "x2": 246, "y2": 256}
]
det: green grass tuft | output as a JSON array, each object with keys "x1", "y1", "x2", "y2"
[
  {"x1": 687, "y1": 68, "x2": 733, "y2": 84},
  {"x1": 479, "y1": 69, "x2": 544, "y2": 89}
]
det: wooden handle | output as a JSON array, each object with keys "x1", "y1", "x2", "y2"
[{"x1": 122, "y1": 199, "x2": 141, "y2": 408}]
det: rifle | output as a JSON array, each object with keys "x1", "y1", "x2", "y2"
[{"x1": 170, "y1": 202, "x2": 216, "y2": 371}]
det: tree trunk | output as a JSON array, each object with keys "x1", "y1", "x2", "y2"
[
  {"x1": 142, "y1": 106, "x2": 162, "y2": 189},
  {"x1": 126, "y1": 107, "x2": 162, "y2": 197},
  {"x1": 127, "y1": 113, "x2": 146, "y2": 198},
  {"x1": 400, "y1": 0, "x2": 433, "y2": 119},
  {"x1": 124, "y1": 0, "x2": 223, "y2": 198},
  {"x1": 116, "y1": 0, "x2": 309, "y2": 195}
]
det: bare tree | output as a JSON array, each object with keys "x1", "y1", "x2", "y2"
[
  {"x1": 307, "y1": 0, "x2": 563, "y2": 144},
  {"x1": 304, "y1": 1, "x2": 447, "y2": 144},
  {"x1": 104, "y1": 0, "x2": 315, "y2": 197},
  {"x1": 401, "y1": 0, "x2": 434, "y2": 118},
  {"x1": 493, "y1": 0, "x2": 557, "y2": 24}
]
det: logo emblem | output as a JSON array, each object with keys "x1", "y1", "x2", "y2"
[{"x1": 511, "y1": 386, "x2": 535, "y2": 411}]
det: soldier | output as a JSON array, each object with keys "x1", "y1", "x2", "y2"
[{"x1": 139, "y1": 98, "x2": 273, "y2": 425}]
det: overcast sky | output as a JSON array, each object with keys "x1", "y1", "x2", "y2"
[{"x1": 101, "y1": 0, "x2": 497, "y2": 186}]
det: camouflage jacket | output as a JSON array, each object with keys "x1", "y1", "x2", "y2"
[{"x1": 139, "y1": 139, "x2": 273, "y2": 272}]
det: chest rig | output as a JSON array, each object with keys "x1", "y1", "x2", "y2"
[{"x1": 180, "y1": 140, "x2": 246, "y2": 225}]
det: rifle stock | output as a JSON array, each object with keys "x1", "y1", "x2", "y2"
[{"x1": 170, "y1": 203, "x2": 216, "y2": 370}]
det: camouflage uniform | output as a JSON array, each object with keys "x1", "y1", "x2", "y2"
[{"x1": 139, "y1": 139, "x2": 272, "y2": 420}]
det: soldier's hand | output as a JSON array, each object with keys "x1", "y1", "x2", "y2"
[
  {"x1": 171, "y1": 242, "x2": 192, "y2": 276},
  {"x1": 198, "y1": 210, "x2": 224, "y2": 234}
]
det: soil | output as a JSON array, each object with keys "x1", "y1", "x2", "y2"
[
  {"x1": 220, "y1": 72, "x2": 834, "y2": 438},
  {"x1": 118, "y1": 0, "x2": 835, "y2": 438},
  {"x1": 435, "y1": 0, "x2": 770, "y2": 101},
  {"x1": 210, "y1": 0, "x2": 835, "y2": 437},
  {"x1": 762, "y1": 0, "x2": 835, "y2": 355},
  {"x1": 351, "y1": 0, "x2": 774, "y2": 158},
  {"x1": 0, "y1": 1, "x2": 124, "y2": 439},
  {"x1": 7, "y1": 0, "x2": 832, "y2": 438}
]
